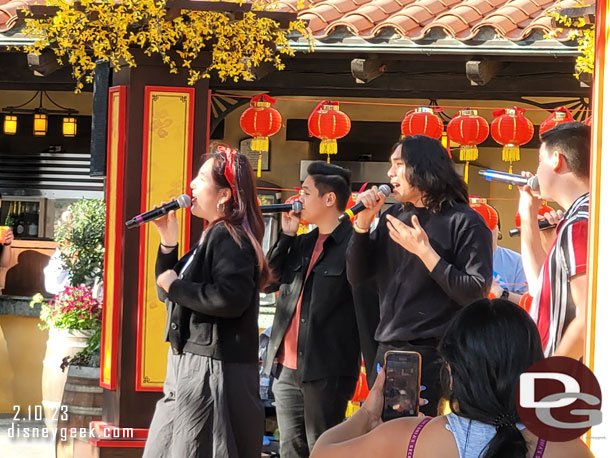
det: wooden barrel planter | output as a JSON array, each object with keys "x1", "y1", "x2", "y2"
[
  {"x1": 56, "y1": 365, "x2": 103, "y2": 458},
  {"x1": 41, "y1": 328, "x2": 93, "y2": 430}
]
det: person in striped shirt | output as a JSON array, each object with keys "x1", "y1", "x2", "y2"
[{"x1": 518, "y1": 122, "x2": 590, "y2": 359}]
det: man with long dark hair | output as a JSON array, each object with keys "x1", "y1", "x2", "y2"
[
  {"x1": 518, "y1": 122, "x2": 590, "y2": 359},
  {"x1": 347, "y1": 135, "x2": 493, "y2": 416},
  {"x1": 263, "y1": 162, "x2": 360, "y2": 458}
]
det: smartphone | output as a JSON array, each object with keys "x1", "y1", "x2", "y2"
[{"x1": 382, "y1": 351, "x2": 422, "y2": 422}]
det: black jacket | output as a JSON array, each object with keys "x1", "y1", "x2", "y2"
[
  {"x1": 347, "y1": 202, "x2": 493, "y2": 343},
  {"x1": 263, "y1": 220, "x2": 360, "y2": 382},
  {"x1": 156, "y1": 223, "x2": 260, "y2": 364}
]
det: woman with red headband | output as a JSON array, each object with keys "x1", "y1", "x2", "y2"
[{"x1": 143, "y1": 145, "x2": 271, "y2": 458}]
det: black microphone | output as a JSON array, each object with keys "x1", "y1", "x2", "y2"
[
  {"x1": 126, "y1": 194, "x2": 191, "y2": 228},
  {"x1": 478, "y1": 169, "x2": 539, "y2": 191},
  {"x1": 509, "y1": 219, "x2": 556, "y2": 237},
  {"x1": 260, "y1": 201, "x2": 303, "y2": 214},
  {"x1": 338, "y1": 184, "x2": 392, "y2": 222}
]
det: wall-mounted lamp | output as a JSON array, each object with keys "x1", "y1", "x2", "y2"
[
  {"x1": 33, "y1": 111, "x2": 48, "y2": 136},
  {"x1": 2, "y1": 91, "x2": 79, "y2": 137},
  {"x1": 3, "y1": 114, "x2": 17, "y2": 135},
  {"x1": 62, "y1": 113, "x2": 77, "y2": 137}
]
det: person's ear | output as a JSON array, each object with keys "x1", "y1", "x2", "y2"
[
  {"x1": 325, "y1": 192, "x2": 336, "y2": 208},
  {"x1": 218, "y1": 188, "x2": 231, "y2": 205},
  {"x1": 552, "y1": 150, "x2": 563, "y2": 172}
]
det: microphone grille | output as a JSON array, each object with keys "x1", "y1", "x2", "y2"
[
  {"x1": 528, "y1": 176, "x2": 539, "y2": 192},
  {"x1": 293, "y1": 201, "x2": 303, "y2": 213},
  {"x1": 379, "y1": 184, "x2": 392, "y2": 197},
  {"x1": 176, "y1": 194, "x2": 192, "y2": 208}
]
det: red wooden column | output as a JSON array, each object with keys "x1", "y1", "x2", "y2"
[{"x1": 81, "y1": 56, "x2": 209, "y2": 457}]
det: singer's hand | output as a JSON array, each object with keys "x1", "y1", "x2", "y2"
[
  {"x1": 541, "y1": 209, "x2": 563, "y2": 226},
  {"x1": 517, "y1": 172, "x2": 541, "y2": 221},
  {"x1": 354, "y1": 186, "x2": 386, "y2": 229},
  {"x1": 152, "y1": 199, "x2": 179, "y2": 246},
  {"x1": 386, "y1": 214, "x2": 440, "y2": 271},
  {"x1": 281, "y1": 207, "x2": 301, "y2": 237},
  {"x1": 157, "y1": 269, "x2": 178, "y2": 293}
]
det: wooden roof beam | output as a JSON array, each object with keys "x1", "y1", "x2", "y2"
[{"x1": 466, "y1": 60, "x2": 503, "y2": 87}]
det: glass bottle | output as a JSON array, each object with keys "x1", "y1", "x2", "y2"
[{"x1": 15, "y1": 202, "x2": 26, "y2": 237}]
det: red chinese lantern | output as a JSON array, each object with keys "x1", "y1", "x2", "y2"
[
  {"x1": 447, "y1": 109, "x2": 489, "y2": 183},
  {"x1": 351, "y1": 364, "x2": 370, "y2": 403},
  {"x1": 239, "y1": 94, "x2": 282, "y2": 177},
  {"x1": 490, "y1": 107, "x2": 534, "y2": 174},
  {"x1": 401, "y1": 107, "x2": 443, "y2": 139},
  {"x1": 308, "y1": 101, "x2": 351, "y2": 162},
  {"x1": 514, "y1": 204, "x2": 554, "y2": 228},
  {"x1": 469, "y1": 198, "x2": 498, "y2": 231},
  {"x1": 539, "y1": 106, "x2": 574, "y2": 136}
]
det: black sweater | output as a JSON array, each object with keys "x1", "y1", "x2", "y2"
[
  {"x1": 156, "y1": 223, "x2": 260, "y2": 363},
  {"x1": 347, "y1": 202, "x2": 493, "y2": 343}
]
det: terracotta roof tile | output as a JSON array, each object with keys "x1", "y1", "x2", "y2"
[{"x1": 0, "y1": 0, "x2": 581, "y2": 47}]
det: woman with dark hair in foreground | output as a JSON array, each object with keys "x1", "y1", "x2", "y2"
[{"x1": 311, "y1": 299, "x2": 594, "y2": 458}]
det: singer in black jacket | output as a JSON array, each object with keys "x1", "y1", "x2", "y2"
[
  {"x1": 263, "y1": 162, "x2": 360, "y2": 458},
  {"x1": 347, "y1": 136, "x2": 493, "y2": 416},
  {"x1": 143, "y1": 147, "x2": 270, "y2": 458}
]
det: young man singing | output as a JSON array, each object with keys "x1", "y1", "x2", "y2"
[
  {"x1": 347, "y1": 135, "x2": 493, "y2": 416},
  {"x1": 518, "y1": 122, "x2": 590, "y2": 359},
  {"x1": 263, "y1": 162, "x2": 360, "y2": 458}
]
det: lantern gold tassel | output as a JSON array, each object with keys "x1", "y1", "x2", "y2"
[
  {"x1": 251, "y1": 137, "x2": 269, "y2": 152},
  {"x1": 464, "y1": 161, "x2": 469, "y2": 184},
  {"x1": 459, "y1": 145, "x2": 478, "y2": 162},
  {"x1": 502, "y1": 145, "x2": 520, "y2": 163},
  {"x1": 320, "y1": 139, "x2": 338, "y2": 156},
  {"x1": 257, "y1": 153, "x2": 262, "y2": 178},
  {"x1": 508, "y1": 163, "x2": 513, "y2": 189}
]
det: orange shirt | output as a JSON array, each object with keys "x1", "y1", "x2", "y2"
[{"x1": 278, "y1": 233, "x2": 329, "y2": 369}]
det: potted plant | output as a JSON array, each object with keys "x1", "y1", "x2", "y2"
[{"x1": 29, "y1": 198, "x2": 106, "y2": 430}]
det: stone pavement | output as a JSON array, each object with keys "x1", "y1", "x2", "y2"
[{"x1": 0, "y1": 414, "x2": 54, "y2": 458}]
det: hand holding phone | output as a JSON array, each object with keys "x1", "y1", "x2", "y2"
[{"x1": 382, "y1": 351, "x2": 422, "y2": 422}]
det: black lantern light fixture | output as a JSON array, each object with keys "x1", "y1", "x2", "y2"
[{"x1": 2, "y1": 91, "x2": 79, "y2": 137}]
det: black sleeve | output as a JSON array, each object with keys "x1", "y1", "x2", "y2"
[
  {"x1": 264, "y1": 232, "x2": 297, "y2": 293},
  {"x1": 167, "y1": 231, "x2": 257, "y2": 318},
  {"x1": 428, "y1": 222, "x2": 493, "y2": 306},
  {"x1": 346, "y1": 213, "x2": 386, "y2": 286},
  {"x1": 155, "y1": 245, "x2": 180, "y2": 302}
]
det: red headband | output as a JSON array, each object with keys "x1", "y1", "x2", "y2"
[{"x1": 216, "y1": 145, "x2": 238, "y2": 198}]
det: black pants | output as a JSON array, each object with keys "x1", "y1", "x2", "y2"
[
  {"x1": 271, "y1": 365, "x2": 357, "y2": 458},
  {"x1": 143, "y1": 351, "x2": 264, "y2": 458},
  {"x1": 373, "y1": 340, "x2": 444, "y2": 417}
]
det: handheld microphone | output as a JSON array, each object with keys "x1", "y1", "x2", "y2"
[
  {"x1": 478, "y1": 170, "x2": 539, "y2": 192},
  {"x1": 508, "y1": 219, "x2": 556, "y2": 237},
  {"x1": 339, "y1": 184, "x2": 392, "y2": 222},
  {"x1": 260, "y1": 201, "x2": 303, "y2": 214},
  {"x1": 126, "y1": 194, "x2": 191, "y2": 228}
]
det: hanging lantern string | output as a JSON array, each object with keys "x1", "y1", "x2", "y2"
[{"x1": 211, "y1": 93, "x2": 591, "y2": 114}]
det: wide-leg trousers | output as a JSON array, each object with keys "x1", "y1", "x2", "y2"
[{"x1": 143, "y1": 349, "x2": 264, "y2": 458}]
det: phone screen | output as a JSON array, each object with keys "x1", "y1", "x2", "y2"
[{"x1": 382, "y1": 351, "x2": 421, "y2": 422}]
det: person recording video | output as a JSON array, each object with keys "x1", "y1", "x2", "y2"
[
  {"x1": 346, "y1": 135, "x2": 493, "y2": 416},
  {"x1": 263, "y1": 161, "x2": 360, "y2": 458}
]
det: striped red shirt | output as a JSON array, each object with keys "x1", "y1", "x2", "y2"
[{"x1": 529, "y1": 193, "x2": 589, "y2": 356}]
